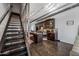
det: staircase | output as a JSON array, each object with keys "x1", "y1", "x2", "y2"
[{"x1": 0, "y1": 14, "x2": 28, "y2": 56}]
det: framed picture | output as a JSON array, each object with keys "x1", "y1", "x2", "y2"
[{"x1": 67, "y1": 20, "x2": 74, "y2": 25}]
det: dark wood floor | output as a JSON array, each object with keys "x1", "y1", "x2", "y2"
[{"x1": 30, "y1": 40, "x2": 73, "y2": 56}]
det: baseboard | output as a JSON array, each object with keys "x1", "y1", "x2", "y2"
[
  {"x1": 60, "y1": 40, "x2": 73, "y2": 45},
  {"x1": 54, "y1": 40, "x2": 60, "y2": 42}
]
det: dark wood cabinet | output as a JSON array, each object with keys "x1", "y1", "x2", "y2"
[
  {"x1": 30, "y1": 32, "x2": 43, "y2": 43},
  {"x1": 47, "y1": 32, "x2": 55, "y2": 41},
  {"x1": 30, "y1": 32, "x2": 37, "y2": 43}
]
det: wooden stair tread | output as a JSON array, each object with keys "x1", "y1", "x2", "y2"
[
  {"x1": 5, "y1": 33, "x2": 23, "y2": 37},
  {"x1": 4, "y1": 40, "x2": 24, "y2": 46},
  {"x1": 5, "y1": 35, "x2": 23, "y2": 39}
]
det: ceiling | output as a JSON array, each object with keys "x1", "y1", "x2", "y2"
[{"x1": 29, "y1": 3, "x2": 74, "y2": 22}]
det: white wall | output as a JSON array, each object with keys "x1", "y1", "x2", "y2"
[
  {"x1": 21, "y1": 3, "x2": 31, "y2": 55},
  {"x1": 30, "y1": 22, "x2": 36, "y2": 32},
  {"x1": 21, "y1": 3, "x2": 28, "y2": 33},
  {"x1": 12, "y1": 3, "x2": 21, "y2": 14},
  {"x1": 0, "y1": 3, "x2": 10, "y2": 20},
  {"x1": 51, "y1": 6, "x2": 79, "y2": 44},
  {"x1": 0, "y1": 3, "x2": 10, "y2": 41},
  {"x1": 21, "y1": 3, "x2": 26, "y2": 15}
]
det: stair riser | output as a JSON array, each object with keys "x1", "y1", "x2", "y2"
[
  {"x1": 2, "y1": 47, "x2": 26, "y2": 55},
  {"x1": 5, "y1": 37, "x2": 24, "y2": 40}
]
